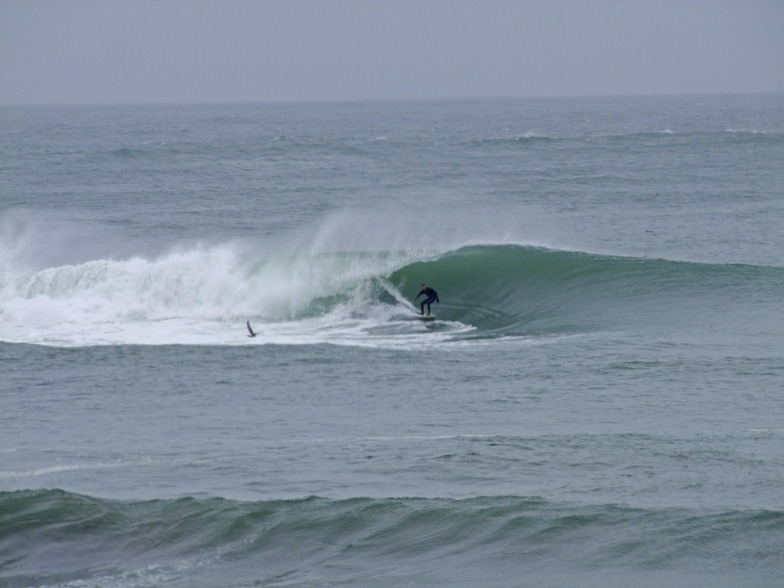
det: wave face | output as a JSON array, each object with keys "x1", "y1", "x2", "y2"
[
  {"x1": 1, "y1": 242, "x2": 782, "y2": 347},
  {"x1": 392, "y1": 244, "x2": 784, "y2": 337},
  {"x1": 2, "y1": 489, "x2": 783, "y2": 588}
]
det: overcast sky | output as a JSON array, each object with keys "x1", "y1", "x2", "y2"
[{"x1": 1, "y1": 0, "x2": 782, "y2": 105}]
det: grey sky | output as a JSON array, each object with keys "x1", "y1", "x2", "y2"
[{"x1": 1, "y1": 0, "x2": 782, "y2": 105}]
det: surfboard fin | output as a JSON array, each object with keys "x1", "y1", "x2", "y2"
[{"x1": 246, "y1": 320, "x2": 257, "y2": 338}]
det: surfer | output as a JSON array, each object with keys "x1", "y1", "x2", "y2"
[{"x1": 415, "y1": 284, "x2": 440, "y2": 316}]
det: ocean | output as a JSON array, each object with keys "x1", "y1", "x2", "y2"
[{"x1": 1, "y1": 94, "x2": 783, "y2": 587}]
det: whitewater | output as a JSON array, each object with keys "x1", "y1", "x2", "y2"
[{"x1": 2, "y1": 95, "x2": 784, "y2": 587}]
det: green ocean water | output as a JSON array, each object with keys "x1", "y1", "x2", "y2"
[{"x1": 2, "y1": 95, "x2": 784, "y2": 587}]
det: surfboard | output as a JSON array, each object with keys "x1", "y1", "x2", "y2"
[{"x1": 417, "y1": 314, "x2": 436, "y2": 321}]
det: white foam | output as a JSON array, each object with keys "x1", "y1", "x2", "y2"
[
  {"x1": 0, "y1": 239, "x2": 475, "y2": 348},
  {"x1": 0, "y1": 461, "x2": 128, "y2": 479}
]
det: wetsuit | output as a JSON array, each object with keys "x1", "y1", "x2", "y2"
[{"x1": 415, "y1": 286, "x2": 440, "y2": 315}]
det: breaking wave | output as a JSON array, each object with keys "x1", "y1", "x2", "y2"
[{"x1": 1, "y1": 242, "x2": 781, "y2": 347}]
